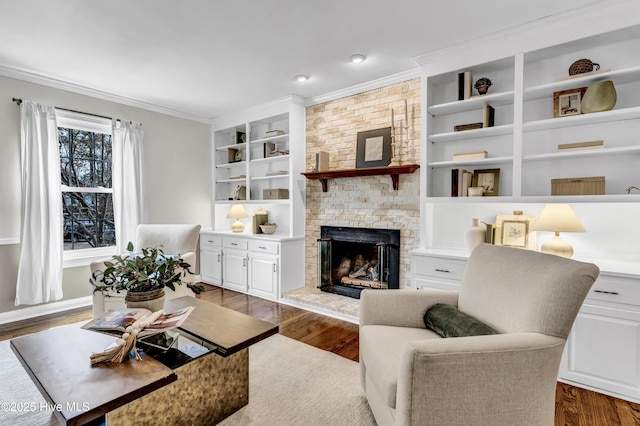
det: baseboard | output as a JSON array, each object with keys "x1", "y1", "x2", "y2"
[
  {"x1": 0, "y1": 296, "x2": 92, "y2": 325},
  {"x1": 557, "y1": 377, "x2": 640, "y2": 405}
]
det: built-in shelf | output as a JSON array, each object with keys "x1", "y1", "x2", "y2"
[{"x1": 302, "y1": 164, "x2": 420, "y2": 192}]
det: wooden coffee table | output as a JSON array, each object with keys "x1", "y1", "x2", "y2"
[{"x1": 10, "y1": 296, "x2": 278, "y2": 425}]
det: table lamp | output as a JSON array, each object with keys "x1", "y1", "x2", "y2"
[
  {"x1": 532, "y1": 204, "x2": 586, "y2": 258},
  {"x1": 227, "y1": 204, "x2": 248, "y2": 232}
]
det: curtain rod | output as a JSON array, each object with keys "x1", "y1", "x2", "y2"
[{"x1": 12, "y1": 98, "x2": 141, "y2": 126}]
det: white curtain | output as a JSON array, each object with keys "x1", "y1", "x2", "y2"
[
  {"x1": 112, "y1": 121, "x2": 146, "y2": 253},
  {"x1": 15, "y1": 101, "x2": 64, "y2": 305}
]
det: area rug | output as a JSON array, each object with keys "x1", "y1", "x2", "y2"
[{"x1": 0, "y1": 331, "x2": 375, "y2": 426}]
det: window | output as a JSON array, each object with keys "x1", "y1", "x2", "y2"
[{"x1": 56, "y1": 111, "x2": 115, "y2": 254}]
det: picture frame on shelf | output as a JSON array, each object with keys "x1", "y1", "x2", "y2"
[
  {"x1": 553, "y1": 87, "x2": 587, "y2": 118},
  {"x1": 494, "y1": 212, "x2": 537, "y2": 250},
  {"x1": 472, "y1": 168, "x2": 500, "y2": 196},
  {"x1": 356, "y1": 127, "x2": 392, "y2": 168}
]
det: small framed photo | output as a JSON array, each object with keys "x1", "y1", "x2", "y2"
[
  {"x1": 472, "y1": 168, "x2": 500, "y2": 196},
  {"x1": 495, "y1": 212, "x2": 537, "y2": 250},
  {"x1": 356, "y1": 127, "x2": 392, "y2": 168},
  {"x1": 553, "y1": 87, "x2": 587, "y2": 118}
]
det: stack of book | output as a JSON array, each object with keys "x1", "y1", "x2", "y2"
[
  {"x1": 557, "y1": 140, "x2": 604, "y2": 151},
  {"x1": 451, "y1": 168, "x2": 474, "y2": 197},
  {"x1": 457, "y1": 71, "x2": 473, "y2": 100},
  {"x1": 453, "y1": 150, "x2": 488, "y2": 161}
]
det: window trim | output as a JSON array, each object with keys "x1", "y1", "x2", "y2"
[{"x1": 56, "y1": 110, "x2": 116, "y2": 260}]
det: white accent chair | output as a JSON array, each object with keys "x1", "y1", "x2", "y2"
[
  {"x1": 91, "y1": 224, "x2": 201, "y2": 317},
  {"x1": 359, "y1": 244, "x2": 599, "y2": 426}
]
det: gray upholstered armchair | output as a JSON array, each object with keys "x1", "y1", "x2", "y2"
[
  {"x1": 359, "y1": 244, "x2": 599, "y2": 426},
  {"x1": 91, "y1": 224, "x2": 201, "y2": 317}
]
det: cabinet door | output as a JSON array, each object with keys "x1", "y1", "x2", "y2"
[
  {"x1": 223, "y1": 249, "x2": 247, "y2": 292},
  {"x1": 248, "y1": 254, "x2": 278, "y2": 300},
  {"x1": 200, "y1": 247, "x2": 222, "y2": 286},
  {"x1": 559, "y1": 303, "x2": 640, "y2": 401}
]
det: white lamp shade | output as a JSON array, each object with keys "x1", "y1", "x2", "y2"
[
  {"x1": 532, "y1": 204, "x2": 586, "y2": 233},
  {"x1": 226, "y1": 204, "x2": 249, "y2": 219}
]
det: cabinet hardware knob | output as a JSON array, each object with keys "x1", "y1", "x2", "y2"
[
  {"x1": 207, "y1": 240, "x2": 214, "y2": 243},
  {"x1": 259, "y1": 246, "x2": 267, "y2": 250},
  {"x1": 231, "y1": 243, "x2": 237, "y2": 246},
  {"x1": 273, "y1": 264, "x2": 277, "y2": 273},
  {"x1": 593, "y1": 289, "x2": 619, "y2": 295},
  {"x1": 217, "y1": 254, "x2": 221, "y2": 262},
  {"x1": 435, "y1": 269, "x2": 450, "y2": 273}
]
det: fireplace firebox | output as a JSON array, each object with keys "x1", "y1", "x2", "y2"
[{"x1": 318, "y1": 226, "x2": 400, "y2": 299}]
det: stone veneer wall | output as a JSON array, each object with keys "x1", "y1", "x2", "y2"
[{"x1": 304, "y1": 78, "x2": 421, "y2": 290}]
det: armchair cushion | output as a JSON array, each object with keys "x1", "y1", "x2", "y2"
[{"x1": 424, "y1": 303, "x2": 499, "y2": 338}]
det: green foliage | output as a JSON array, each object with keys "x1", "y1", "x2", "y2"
[{"x1": 90, "y1": 243, "x2": 205, "y2": 295}]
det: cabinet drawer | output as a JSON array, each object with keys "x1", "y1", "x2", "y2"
[
  {"x1": 415, "y1": 257, "x2": 466, "y2": 281},
  {"x1": 249, "y1": 240, "x2": 279, "y2": 254},
  {"x1": 200, "y1": 234, "x2": 222, "y2": 248},
  {"x1": 224, "y1": 237, "x2": 248, "y2": 250},
  {"x1": 587, "y1": 274, "x2": 640, "y2": 307},
  {"x1": 416, "y1": 278, "x2": 460, "y2": 292}
]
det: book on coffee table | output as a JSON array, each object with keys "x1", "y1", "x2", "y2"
[{"x1": 82, "y1": 306, "x2": 194, "y2": 338}]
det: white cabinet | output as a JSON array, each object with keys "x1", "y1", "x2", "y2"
[
  {"x1": 559, "y1": 272, "x2": 640, "y2": 403},
  {"x1": 411, "y1": 250, "x2": 640, "y2": 403},
  {"x1": 222, "y1": 236, "x2": 249, "y2": 293},
  {"x1": 200, "y1": 234, "x2": 222, "y2": 286},
  {"x1": 199, "y1": 231, "x2": 304, "y2": 301}
]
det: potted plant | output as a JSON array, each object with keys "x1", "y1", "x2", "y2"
[{"x1": 91, "y1": 242, "x2": 204, "y2": 311}]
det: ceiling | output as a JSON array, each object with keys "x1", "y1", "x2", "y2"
[{"x1": 0, "y1": 0, "x2": 600, "y2": 121}]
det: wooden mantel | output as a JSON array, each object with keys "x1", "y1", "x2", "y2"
[{"x1": 301, "y1": 164, "x2": 420, "y2": 192}]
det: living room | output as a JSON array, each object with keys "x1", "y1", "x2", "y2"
[{"x1": 1, "y1": 1, "x2": 640, "y2": 425}]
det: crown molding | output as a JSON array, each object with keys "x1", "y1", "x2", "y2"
[
  {"x1": 415, "y1": 0, "x2": 640, "y2": 69},
  {"x1": 304, "y1": 68, "x2": 421, "y2": 106},
  {"x1": 0, "y1": 64, "x2": 213, "y2": 124}
]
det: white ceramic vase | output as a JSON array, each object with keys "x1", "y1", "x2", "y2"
[{"x1": 464, "y1": 218, "x2": 485, "y2": 252}]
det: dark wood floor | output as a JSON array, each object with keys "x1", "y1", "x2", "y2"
[{"x1": 1, "y1": 284, "x2": 639, "y2": 425}]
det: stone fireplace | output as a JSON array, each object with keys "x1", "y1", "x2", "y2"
[{"x1": 318, "y1": 226, "x2": 400, "y2": 299}]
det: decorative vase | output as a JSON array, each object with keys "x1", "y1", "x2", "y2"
[
  {"x1": 581, "y1": 80, "x2": 617, "y2": 113},
  {"x1": 125, "y1": 288, "x2": 165, "y2": 312},
  {"x1": 474, "y1": 77, "x2": 492, "y2": 95},
  {"x1": 568, "y1": 58, "x2": 600, "y2": 76},
  {"x1": 464, "y1": 218, "x2": 486, "y2": 252}
]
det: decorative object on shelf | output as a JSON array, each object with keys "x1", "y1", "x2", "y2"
[
  {"x1": 451, "y1": 168, "x2": 474, "y2": 197},
  {"x1": 265, "y1": 129, "x2": 285, "y2": 137},
  {"x1": 315, "y1": 151, "x2": 330, "y2": 171},
  {"x1": 231, "y1": 131, "x2": 246, "y2": 144},
  {"x1": 495, "y1": 210, "x2": 537, "y2": 250},
  {"x1": 472, "y1": 168, "x2": 500, "y2": 196},
  {"x1": 626, "y1": 186, "x2": 640, "y2": 193},
  {"x1": 252, "y1": 207, "x2": 269, "y2": 234},
  {"x1": 453, "y1": 150, "x2": 488, "y2": 161},
  {"x1": 388, "y1": 100, "x2": 416, "y2": 165},
  {"x1": 474, "y1": 77, "x2": 492, "y2": 95},
  {"x1": 228, "y1": 148, "x2": 243, "y2": 163},
  {"x1": 259, "y1": 223, "x2": 278, "y2": 235},
  {"x1": 482, "y1": 102, "x2": 495, "y2": 127},
  {"x1": 227, "y1": 204, "x2": 249, "y2": 232},
  {"x1": 551, "y1": 176, "x2": 605, "y2": 196},
  {"x1": 233, "y1": 184, "x2": 247, "y2": 200},
  {"x1": 581, "y1": 80, "x2": 617, "y2": 113},
  {"x1": 458, "y1": 70, "x2": 473, "y2": 100},
  {"x1": 468, "y1": 187, "x2": 484, "y2": 197},
  {"x1": 569, "y1": 58, "x2": 600, "y2": 76},
  {"x1": 356, "y1": 127, "x2": 392, "y2": 168},
  {"x1": 454, "y1": 122, "x2": 483, "y2": 131},
  {"x1": 464, "y1": 218, "x2": 489, "y2": 251},
  {"x1": 263, "y1": 188, "x2": 289, "y2": 199},
  {"x1": 531, "y1": 204, "x2": 586, "y2": 258},
  {"x1": 557, "y1": 140, "x2": 604, "y2": 152},
  {"x1": 553, "y1": 87, "x2": 587, "y2": 118},
  {"x1": 90, "y1": 242, "x2": 202, "y2": 309}
]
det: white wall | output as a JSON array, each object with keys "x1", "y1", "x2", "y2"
[{"x1": 0, "y1": 75, "x2": 211, "y2": 318}]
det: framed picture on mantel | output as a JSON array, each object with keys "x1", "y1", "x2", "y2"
[{"x1": 356, "y1": 127, "x2": 392, "y2": 168}]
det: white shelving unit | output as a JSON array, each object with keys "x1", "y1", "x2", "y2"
[
  {"x1": 413, "y1": 9, "x2": 640, "y2": 404},
  {"x1": 211, "y1": 96, "x2": 306, "y2": 238}
]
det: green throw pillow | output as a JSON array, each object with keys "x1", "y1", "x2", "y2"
[{"x1": 424, "y1": 303, "x2": 499, "y2": 338}]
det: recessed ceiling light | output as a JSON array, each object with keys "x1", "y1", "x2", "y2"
[
  {"x1": 295, "y1": 74, "x2": 310, "y2": 82},
  {"x1": 349, "y1": 54, "x2": 367, "y2": 63}
]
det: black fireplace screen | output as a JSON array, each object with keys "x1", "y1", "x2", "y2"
[{"x1": 318, "y1": 226, "x2": 400, "y2": 298}]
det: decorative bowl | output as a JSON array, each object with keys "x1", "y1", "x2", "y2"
[{"x1": 260, "y1": 224, "x2": 278, "y2": 234}]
